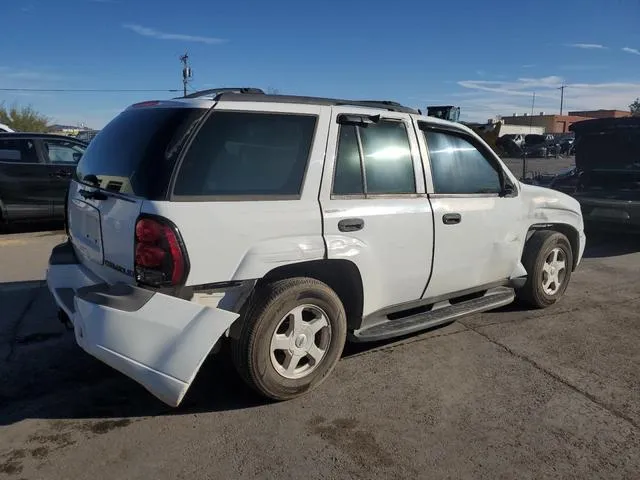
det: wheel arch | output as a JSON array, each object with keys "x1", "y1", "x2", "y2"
[
  {"x1": 526, "y1": 223, "x2": 580, "y2": 271},
  {"x1": 256, "y1": 259, "x2": 365, "y2": 331}
]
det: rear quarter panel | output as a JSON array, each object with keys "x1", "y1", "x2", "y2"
[{"x1": 143, "y1": 103, "x2": 331, "y2": 285}]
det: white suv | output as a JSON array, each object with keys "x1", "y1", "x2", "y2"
[{"x1": 46, "y1": 88, "x2": 586, "y2": 407}]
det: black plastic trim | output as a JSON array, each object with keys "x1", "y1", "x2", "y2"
[
  {"x1": 508, "y1": 276, "x2": 527, "y2": 289},
  {"x1": 49, "y1": 240, "x2": 79, "y2": 265},
  {"x1": 77, "y1": 283, "x2": 155, "y2": 312}
]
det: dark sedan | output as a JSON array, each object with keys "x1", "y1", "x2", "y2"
[{"x1": 0, "y1": 133, "x2": 86, "y2": 227}]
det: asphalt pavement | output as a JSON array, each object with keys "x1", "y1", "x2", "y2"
[{"x1": 0, "y1": 226, "x2": 639, "y2": 479}]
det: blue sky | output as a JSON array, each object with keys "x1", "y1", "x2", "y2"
[{"x1": 2, "y1": 0, "x2": 640, "y2": 128}]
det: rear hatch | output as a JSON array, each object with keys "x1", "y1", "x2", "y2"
[
  {"x1": 68, "y1": 102, "x2": 206, "y2": 284},
  {"x1": 573, "y1": 119, "x2": 640, "y2": 201}
]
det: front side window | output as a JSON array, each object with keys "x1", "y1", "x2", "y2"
[
  {"x1": 43, "y1": 139, "x2": 85, "y2": 164},
  {"x1": 424, "y1": 130, "x2": 501, "y2": 195},
  {"x1": 0, "y1": 139, "x2": 39, "y2": 163},
  {"x1": 332, "y1": 119, "x2": 416, "y2": 195},
  {"x1": 173, "y1": 112, "x2": 317, "y2": 197}
]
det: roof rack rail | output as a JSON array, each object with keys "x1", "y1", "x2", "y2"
[
  {"x1": 179, "y1": 87, "x2": 265, "y2": 99},
  {"x1": 334, "y1": 100, "x2": 418, "y2": 114}
]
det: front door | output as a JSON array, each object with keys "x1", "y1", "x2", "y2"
[
  {"x1": 319, "y1": 107, "x2": 434, "y2": 317},
  {"x1": 416, "y1": 123, "x2": 523, "y2": 299},
  {"x1": 0, "y1": 137, "x2": 51, "y2": 221}
]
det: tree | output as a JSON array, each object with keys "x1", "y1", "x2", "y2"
[
  {"x1": 0, "y1": 102, "x2": 49, "y2": 132},
  {"x1": 630, "y1": 98, "x2": 640, "y2": 117}
]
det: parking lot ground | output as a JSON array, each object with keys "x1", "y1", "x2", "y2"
[{"x1": 1, "y1": 231, "x2": 639, "y2": 479}]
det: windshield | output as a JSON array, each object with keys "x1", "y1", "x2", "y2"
[{"x1": 75, "y1": 107, "x2": 206, "y2": 198}]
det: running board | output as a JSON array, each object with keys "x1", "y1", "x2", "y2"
[{"x1": 351, "y1": 287, "x2": 515, "y2": 343}]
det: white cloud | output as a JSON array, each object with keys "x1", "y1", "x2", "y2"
[
  {"x1": 622, "y1": 47, "x2": 640, "y2": 56},
  {"x1": 0, "y1": 67, "x2": 66, "y2": 82},
  {"x1": 455, "y1": 75, "x2": 638, "y2": 121},
  {"x1": 566, "y1": 43, "x2": 607, "y2": 50},
  {"x1": 122, "y1": 24, "x2": 227, "y2": 45}
]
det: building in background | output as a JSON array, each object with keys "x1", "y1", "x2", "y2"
[
  {"x1": 498, "y1": 109, "x2": 632, "y2": 134},
  {"x1": 501, "y1": 113, "x2": 593, "y2": 133},
  {"x1": 568, "y1": 109, "x2": 631, "y2": 119}
]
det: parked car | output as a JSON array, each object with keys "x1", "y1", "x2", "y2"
[
  {"x1": 46, "y1": 88, "x2": 586, "y2": 407},
  {"x1": 0, "y1": 133, "x2": 86, "y2": 226},
  {"x1": 551, "y1": 117, "x2": 640, "y2": 231},
  {"x1": 75, "y1": 129, "x2": 100, "y2": 144},
  {"x1": 522, "y1": 134, "x2": 560, "y2": 158}
]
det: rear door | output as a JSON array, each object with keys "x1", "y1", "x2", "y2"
[
  {"x1": 0, "y1": 137, "x2": 51, "y2": 221},
  {"x1": 319, "y1": 107, "x2": 434, "y2": 317},
  {"x1": 68, "y1": 104, "x2": 207, "y2": 284},
  {"x1": 39, "y1": 137, "x2": 86, "y2": 219}
]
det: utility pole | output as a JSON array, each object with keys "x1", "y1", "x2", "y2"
[
  {"x1": 529, "y1": 91, "x2": 536, "y2": 132},
  {"x1": 558, "y1": 83, "x2": 566, "y2": 115},
  {"x1": 180, "y1": 52, "x2": 192, "y2": 97}
]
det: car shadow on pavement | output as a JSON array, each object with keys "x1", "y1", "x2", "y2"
[
  {"x1": 582, "y1": 230, "x2": 639, "y2": 259},
  {"x1": 0, "y1": 281, "x2": 269, "y2": 427}
]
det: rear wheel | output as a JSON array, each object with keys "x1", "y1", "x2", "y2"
[
  {"x1": 517, "y1": 230, "x2": 573, "y2": 308},
  {"x1": 231, "y1": 278, "x2": 347, "y2": 400}
]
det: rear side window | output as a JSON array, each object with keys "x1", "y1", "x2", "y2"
[
  {"x1": 75, "y1": 107, "x2": 206, "y2": 198},
  {"x1": 0, "y1": 139, "x2": 39, "y2": 163},
  {"x1": 332, "y1": 120, "x2": 416, "y2": 196},
  {"x1": 173, "y1": 112, "x2": 317, "y2": 198}
]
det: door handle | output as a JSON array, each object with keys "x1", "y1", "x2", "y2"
[
  {"x1": 442, "y1": 213, "x2": 462, "y2": 225},
  {"x1": 338, "y1": 218, "x2": 364, "y2": 232}
]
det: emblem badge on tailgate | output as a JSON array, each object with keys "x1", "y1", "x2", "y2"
[{"x1": 104, "y1": 260, "x2": 134, "y2": 277}]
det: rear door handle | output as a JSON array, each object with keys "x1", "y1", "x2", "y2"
[
  {"x1": 338, "y1": 218, "x2": 364, "y2": 232},
  {"x1": 442, "y1": 213, "x2": 462, "y2": 225}
]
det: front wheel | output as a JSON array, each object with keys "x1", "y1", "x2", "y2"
[
  {"x1": 231, "y1": 278, "x2": 347, "y2": 401},
  {"x1": 516, "y1": 230, "x2": 573, "y2": 308}
]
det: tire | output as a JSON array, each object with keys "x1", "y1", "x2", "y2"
[
  {"x1": 516, "y1": 230, "x2": 573, "y2": 309},
  {"x1": 230, "y1": 277, "x2": 347, "y2": 401}
]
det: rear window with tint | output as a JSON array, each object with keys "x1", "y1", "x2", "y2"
[
  {"x1": 75, "y1": 107, "x2": 205, "y2": 198},
  {"x1": 173, "y1": 111, "x2": 317, "y2": 198}
]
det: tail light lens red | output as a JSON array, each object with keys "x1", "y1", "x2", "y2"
[{"x1": 134, "y1": 216, "x2": 189, "y2": 287}]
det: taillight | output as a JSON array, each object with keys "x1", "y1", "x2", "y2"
[{"x1": 134, "y1": 216, "x2": 189, "y2": 287}]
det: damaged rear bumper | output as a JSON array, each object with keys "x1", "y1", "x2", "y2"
[{"x1": 45, "y1": 241, "x2": 239, "y2": 407}]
